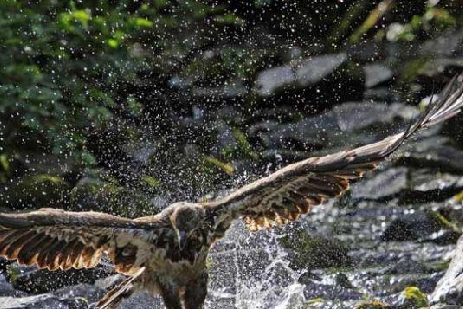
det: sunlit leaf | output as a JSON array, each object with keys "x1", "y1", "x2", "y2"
[
  {"x1": 203, "y1": 156, "x2": 235, "y2": 175},
  {"x1": 135, "y1": 18, "x2": 153, "y2": 28}
]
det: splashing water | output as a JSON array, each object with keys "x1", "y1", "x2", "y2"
[{"x1": 206, "y1": 222, "x2": 306, "y2": 309}]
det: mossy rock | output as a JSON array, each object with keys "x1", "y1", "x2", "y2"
[
  {"x1": 69, "y1": 177, "x2": 157, "y2": 217},
  {"x1": 400, "y1": 286, "x2": 428, "y2": 308},
  {"x1": 0, "y1": 174, "x2": 70, "y2": 209},
  {"x1": 381, "y1": 209, "x2": 461, "y2": 242},
  {"x1": 280, "y1": 229, "x2": 352, "y2": 271}
]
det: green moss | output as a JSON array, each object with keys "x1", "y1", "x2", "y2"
[
  {"x1": 432, "y1": 259, "x2": 451, "y2": 272},
  {"x1": 0, "y1": 153, "x2": 11, "y2": 183},
  {"x1": 402, "y1": 286, "x2": 427, "y2": 307},
  {"x1": 424, "y1": 209, "x2": 461, "y2": 234},
  {"x1": 355, "y1": 300, "x2": 390, "y2": 309},
  {"x1": 141, "y1": 175, "x2": 160, "y2": 188},
  {"x1": 6, "y1": 264, "x2": 21, "y2": 285},
  {"x1": 398, "y1": 57, "x2": 431, "y2": 87},
  {"x1": 205, "y1": 255, "x2": 214, "y2": 269},
  {"x1": 306, "y1": 297, "x2": 324, "y2": 305}
]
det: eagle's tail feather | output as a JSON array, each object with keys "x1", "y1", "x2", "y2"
[{"x1": 91, "y1": 268, "x2": 145, "y2": 309}]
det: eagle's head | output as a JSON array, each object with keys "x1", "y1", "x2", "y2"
[{"x1": 169, "y1": 203, "x2": 205, "y2": 250}]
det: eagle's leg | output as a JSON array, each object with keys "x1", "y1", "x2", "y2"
[
  {"x1": 184, "y1": 272, "x2": 208, "y2": 309},
  {"x1": 158, "y1": 281, "x2": 182, "y2": 309}
]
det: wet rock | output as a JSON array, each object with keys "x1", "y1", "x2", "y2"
[
  {"x1": 295, "y1": 54, "x2": 348, "y2": 87},
  {"x1": 364, "y1": 64, "x2": 393, "y2": 88},
  {"x1": 249, "y1": 101, "x2": 417, "y2": 151},
  {"x1": 363, "y1": 86, "x2": 396, "y2": 102},
  {"x1": 0, "y1": 294, "x2": 65, "y2": 309},
  {"x1": 7, "y1": 264, "x2": 112, "y2": 294},
  {"x1": 398, "y1": 136, "x2": 463, "y2": 173},
  {"x1": 420, "y1": 58, "x2": 463, "y2": 78},
  {"x1": 280, "y1": 229, "x2": 351, "y2": 271},
  {"x1": 0, "y1": 282, "x2": 101, "y2": 309},
  {"x1": 351, "y1": 168, "x2": 408, "y2": 200},
  {"x1": 354, "y1": 300, "x2": 392, "y2": 309},
  {"x1": 419, "y1": 29, "x2": 463, "y2": 57},
  {"x1": 54, "y1": 283, "x2": 105, "y2": 307},
  {"x1": 255, "y1": 53, "x2": 348, "y2": 97},
  {"x1": 381, "y1": 210, "x2": 452, "y2": 242},
  {"x1": 116, "y1": 291, "x2": 161, "y2": 309},
  {"x1": 94, "y1": 274, "x2": 126, "y2": 291},
  {"x1": 0, "y1": 275, "x2": 25, "y2": 298},
  {"x1": 430, "y1": 235, "x2": 463, "y2": 305},
  {"x1": 192, "y1": 81, "x2": 248, "y2": 98},
  {"x1": 255, "y1": 65, "x2": 295, "y2": 97},
  {"x1": 302, "y1": 279, "x2": 363, "y2": 301},
  {"x1": 408, "y1": 170, "x2": 463, "y2": 192},
  {"x1": 121, "y1": 141, "x2": 158, "y2": 165},
  {"x1": 213, "y1": 105, "x2": 245, "y2": 125},
  {"x1": 381, "y1": 259, "x2": 430, "y2": 276}
]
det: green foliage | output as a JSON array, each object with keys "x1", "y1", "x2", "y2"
[
  {"x1": 384, "y1": 5, "x2": 456, "y2": 42},
  {"x1": 2, "y1": 174, "x2": 70, "y2": 209},
  {"x1": 0, "y1": 0, "x2": 251, "y2": 170}
]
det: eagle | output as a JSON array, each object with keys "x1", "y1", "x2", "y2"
[{"x1": 0, "y1": 73, "x2": 463, "y2": 309}]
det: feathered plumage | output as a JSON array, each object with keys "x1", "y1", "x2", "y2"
[{"x1": 1, "y1": 73, "x2": 463, "y2": 309}]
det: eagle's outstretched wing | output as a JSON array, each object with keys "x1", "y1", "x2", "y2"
[
  {"x1": 205, "y1": 73, "x2": 463, "y2": 232},
  {"x1": 0, "y1": 208, "x2": 167, "y2": 274}
]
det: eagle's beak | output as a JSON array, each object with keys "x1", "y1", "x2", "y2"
[{"x1": 177, "y1": 230, "x2": 187, "y2": 250}]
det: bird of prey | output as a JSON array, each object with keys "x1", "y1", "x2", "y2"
[{"x1": 1, "y1": 73, "x2": 463, "y2": 309}]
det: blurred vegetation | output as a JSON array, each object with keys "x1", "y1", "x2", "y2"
[{"x1": 0, "y1": 0, "x2": 462, "y2": 212}]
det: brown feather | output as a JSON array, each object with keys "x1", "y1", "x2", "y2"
[
  {"x1": 4, "y1": 230, "x2": 36, "y2": 258},
  {"x1": 36, "y1": 239, "x2": 54, "y2": 268},
  {"x1": 81, "y1": 245, "x2": 96, "y2": 267},
  {"x1": 17, "y1": 234, "x2": 52, "y2": 265},
  {"x1": 67, "y1": 241, "x2": 85, "y2": 268},
  {"x1": 57, "y1": 241, "x2": 76, "y2": 269},
  {"x1": 44, "y1": 240, "x2": 67, "y2": 270},
  {"x1": 0, "y1": 230, "x2": 27, "y2": 255}
]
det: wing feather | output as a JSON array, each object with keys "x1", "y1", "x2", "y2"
[
  {"x1": 205, "y1": 73, "x2": 463, "y2": 231},
  {"x1": 0, "y1": 209, "x2": 167, "y2": 274}
]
